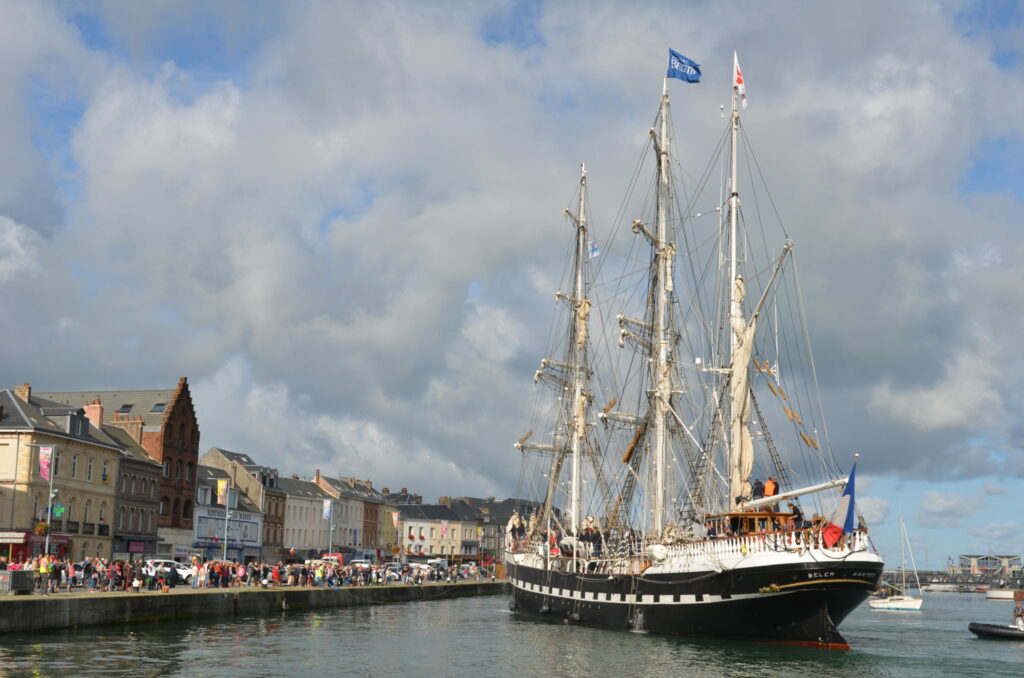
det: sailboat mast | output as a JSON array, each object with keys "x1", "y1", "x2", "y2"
[
  {"x1": 728, "y1": 87, "x2": 741, "y2": 355},
  {"x1": 569, "y1": 163, "x2": 588, "y2": 540},
  {"x1": 652, "y1": 79, "x2": 672, "y2": 535}
]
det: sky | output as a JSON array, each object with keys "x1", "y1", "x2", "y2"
[{"x1": 0, "y1": 0, "x2": 1022, "y2": 568}]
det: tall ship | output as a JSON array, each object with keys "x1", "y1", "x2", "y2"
[{"x1": 504, "y1": 51, "x2": 884, "y2": 649}]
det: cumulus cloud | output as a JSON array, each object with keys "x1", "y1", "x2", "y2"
[
  {"x1": 3, "y1": 1, "x2": 1024, "y2": 505},
  {"x1": 856, "y1": 496, "x2": 890, "y2": 526},
  {"x1": 0, "y1": 216, "x2": 40, "y2": 280},
  {"x1": 918, "y1": 490, "x2": 985, "y2": 527},
  {"x1": 969, "y1": 522, "x2": 1023, "y2": 541},
  {"x1": 982, "y1": 481, "x2": 1006, "y2": 495}
]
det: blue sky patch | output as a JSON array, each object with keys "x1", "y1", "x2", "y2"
[
  {"x1": 960, "y1": 134, "x2": 1024, "y2": 200},
  {"x1": 481, "y1": 0, "x2": 545, "y2": 49}
]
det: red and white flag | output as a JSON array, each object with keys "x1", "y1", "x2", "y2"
[{"x1": 734, "y1": 51, "x2": 748, "y2": 109}]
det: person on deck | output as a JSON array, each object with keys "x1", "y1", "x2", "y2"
[
  {"x1": 787, "y1": 502, "x2": 803, "y2": 529},
  {"x1": 764, "y1": 476, "x2": 779, "y2": 511}
]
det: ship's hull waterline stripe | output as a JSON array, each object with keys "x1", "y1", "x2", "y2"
[{"x1": 510, "y1": 578, "x2": 768, "y2": 605}]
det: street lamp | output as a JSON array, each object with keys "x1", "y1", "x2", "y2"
[{"x1": 222, "y1": 506, "x2": 233, "y2": 561}]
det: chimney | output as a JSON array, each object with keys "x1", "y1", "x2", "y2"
[
  {"x1": 439, "y1": 496, "x2": 452, "y2": 507},
  {"x1": 14, "y1": 382, "x2": 30, "y2": 402},
  {"x1": 291, "y1": 474, "x2": 299, "y2": 479},
  {"x1": 83, "y1": 399, "x2": 104, "y2": 428},
  {"x1": 401, "y1": 488, "x2": 408, "y2": 495},
  {"x1": 109, "y1": 414, "x2": 144, "y2": 443},
  {"x1": 315, "y1": 469, "x2": 321, "y2": 486},
  {"x1": 382, "y1": 488, "x2": 389, "y2": 496}
]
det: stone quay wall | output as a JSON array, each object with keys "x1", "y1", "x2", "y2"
[{"x1": 0, "y1": 581, "x2": 509, "y2": 634}]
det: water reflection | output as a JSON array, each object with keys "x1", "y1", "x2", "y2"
[{"x1": 0, "y1": 593, "x2": 1022, "y2": 677}]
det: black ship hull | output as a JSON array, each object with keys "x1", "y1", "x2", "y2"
[{"x1": 507, "y1": 557, "x2": 882, "y2": 648}]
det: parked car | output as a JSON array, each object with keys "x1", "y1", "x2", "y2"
[
  {"x1": 144, "y1": 559, "x2": 192, "y2": 583},
  {"x1": 349, "y1": 559, "x2": 372, "y2": 570}
]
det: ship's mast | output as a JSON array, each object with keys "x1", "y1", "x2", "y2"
[
  {"x1": 726, "y1": 69, "x2": 756, "y2": 509},
  {"x1": 569, "y1": 163, "x2": 588, "y2": 541},
  {"x1": 652, "y1": 79, "x2": 672, "y2": 535}
]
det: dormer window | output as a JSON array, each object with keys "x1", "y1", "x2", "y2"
[
  {"x1": 117, "y1": 404, "x2": 133, "y2": 414},
  {"x1": 150, "y1": 403, "x2": 166, "y2": 412}
]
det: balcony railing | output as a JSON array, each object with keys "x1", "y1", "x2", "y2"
[
  {"x1": 82, "y1": 522, "x2": 95, "y2": 535},
  {"x1": 66, "y1": 521, "x2": 80, "y2": 533},
  {"x1": 97, "y1": 524, "x2": 110, "y2": 537}
]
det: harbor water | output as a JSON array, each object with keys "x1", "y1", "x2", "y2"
[{"x1": 1, "y1": 590, "x2": 1021, "y2": 677}]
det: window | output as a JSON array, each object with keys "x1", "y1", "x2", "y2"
[
  {"x1": 102, "y1": 461, "x2": 109, "y2": 483},
  {"x1": 117, "y1": 404, "x2": 133, "y2": 414},
  {"x1": 172, "y1": 497, "x2": 180, "y2": 519},
  {"x1": 182, "y1": 500, "x2": 192, "y2": 519},
  {"x1": 186, "y1": 463, "x2": 194, "y2": 482},
  {"x1": 118, "y1": 507, "x2": 126, "y2": 529},
  {"x1": 150, "y1": 403, "x2": 166, "y2": 413},
  {"x1": 71, "y1": 455, "x2": 77, "y2": 479},
  {"x1": 67, "y1": 499, "x2": 74, "y2": 521},
  {"x1": 99, "y1": 503, "x2": 106, "y2": 522},
  {"x1": 87, "y1": 457, "x2": 93, "y2": 481},
  {"x1": 83, "y1": 501, "x2": 90, "y2": 524},
  {"x1": 176, "y1": 461, "x2": 182, "y2": 479},
  {"x1": 160, "y1": 498, "x2": 168, "y2": 516},
  {"x1": 151, "y1": 480, "x2": 157, "y2": 497},
  {"x1": 53, "y1": 452, "x2": 61, "y2": 477},
  {"x1": 33, "y1": 495, "x2": 40, "y2": 522},
  {"x1": 199, "y1": 487, "x2": 211, "y2": 505},
  {"x1": 131, "y1": 477, "x2": 137, "y2": 494},
  {"x1": 162, "y1": 461, "x2": 169, "y2": 478},
  {"x1": 121, "y1": 475, "x2": 128, "y2": 492}
]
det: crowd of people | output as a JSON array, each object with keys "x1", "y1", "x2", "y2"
[{"x1": 0, "y1": 554, "x2": 493, "y2": 594}]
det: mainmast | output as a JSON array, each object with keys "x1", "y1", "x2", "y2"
[{"x1": 651, "y1": 79, "x2": 673, "y2": 535}]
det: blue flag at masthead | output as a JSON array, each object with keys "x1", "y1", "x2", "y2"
[{"x1": 667, "y1": 49, "x2": 701, "y2": 83}]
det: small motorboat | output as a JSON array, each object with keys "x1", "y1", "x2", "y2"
[{"x1": 968, "y1": 622, "x2": 1024, "y2": 640}]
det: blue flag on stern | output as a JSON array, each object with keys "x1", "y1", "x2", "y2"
[{"x1": 667, "y1": 49, "x2": 701, "y2": 83}]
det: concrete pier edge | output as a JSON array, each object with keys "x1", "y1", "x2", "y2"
[{"x1": 0, "y1": 581, "x2": 510, "y2": 634}]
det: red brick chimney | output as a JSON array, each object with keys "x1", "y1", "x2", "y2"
[
  {"x1": 14, "y1": 382, "x2": 30, "y2": 402},
  {"x1": 83, "y1": 399, "x2": 104, "y2": 427}
]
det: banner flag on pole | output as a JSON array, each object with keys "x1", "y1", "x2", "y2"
[
  {"x1": 734, "y1": 51, "x2": 748, "y2": 108},
  {"x1": 667, "y1": 48, "x2": 701, "y2": 83},
  {"x1": 322, "y1": 498, "x2": 332, "y2": 520},
  {"x1": 38, "y1": 446, "x2": 53, "y2": 481},
  {"x1": 216, "y1": 479, "x2": 229, "y2": 506},
  {"x1": 823, "y1": 464, "x2": 857, "y2": 548},
  {"x1": 391, "y1": 511, "x2": 399, "y2": 528}
]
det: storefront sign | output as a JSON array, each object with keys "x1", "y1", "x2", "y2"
[
  {"x1": 129, "y1": 541, "x2": 146, "y2": 553},
  {"x1": 0, "y1": 531, "x2": 26, "y2": 544}
]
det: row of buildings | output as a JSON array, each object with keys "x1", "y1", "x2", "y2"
[{"x1": 0, "y1": 380, "x2": 533, "y2": 564}]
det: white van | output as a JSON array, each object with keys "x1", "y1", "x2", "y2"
[{"x1": 349, "y1": 559, "x2": 372, "y2": 569}]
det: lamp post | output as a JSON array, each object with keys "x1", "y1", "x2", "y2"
[{"x1": 222, "y1": 507, "x2": 232, "y2": 561}]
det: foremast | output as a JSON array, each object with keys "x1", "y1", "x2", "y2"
[{"x1": 517, "y1": 164, "x2": 594, "y2": 542}]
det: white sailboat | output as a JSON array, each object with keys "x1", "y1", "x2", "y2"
[
  {"x1": 504, "y1": 50, "x2": 884, "y2": 648},
  {"x1": 869, "y1": 515, "x2": 922, "y2": 611}
]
